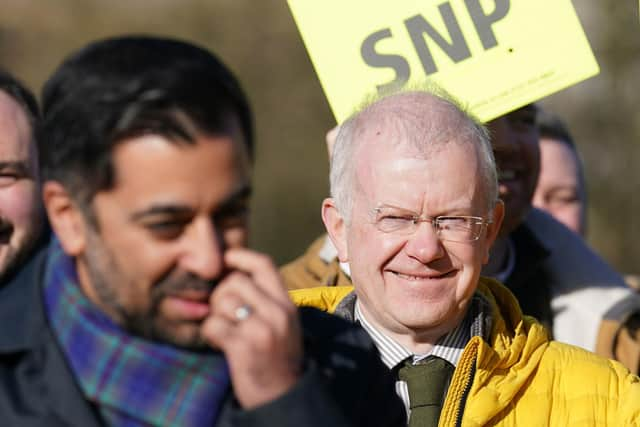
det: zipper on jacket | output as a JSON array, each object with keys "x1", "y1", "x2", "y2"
[
  {"x1": 440, "y1": 338, "x2": 479, "y2": 427},
  {"x1": 454, "y1": 359, "x2": 476, "y2": 427}
]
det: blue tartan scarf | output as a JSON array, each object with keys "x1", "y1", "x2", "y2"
[{"x1": 43, "y1": 239, "x2": 231, "y2": 427}]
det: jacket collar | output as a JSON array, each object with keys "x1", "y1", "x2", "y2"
[
  {"x1": 0, "y1": 245, "x2": 50, "y2": 352},
  {"x1": 0, "y1": 245, "x2": 105, "y2": 426},
  {"x1": 464, "y1": 278, "x2": 550, "y2": 424}
]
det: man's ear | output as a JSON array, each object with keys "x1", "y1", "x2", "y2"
[
  {"x1": 321, "y1": 198, "x2": 349, "y2": 262},
  {"x1": 483, "y1": 199, "x2": 505, "y2": 264},
  {"x1": 42, "y1": 181, "x2": 88, "y2": 256}
]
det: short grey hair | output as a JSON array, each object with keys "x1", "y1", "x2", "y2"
[{"x1": 329, "y1": 87, "x2": 498, "y2": 222}]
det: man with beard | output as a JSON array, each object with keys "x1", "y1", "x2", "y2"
[
  {"x1": 0, "y1": 70, "x2": 47, "y2": 284},
  {"x1": 0, "y1": 36, "x2": 405, "y2": 427}
]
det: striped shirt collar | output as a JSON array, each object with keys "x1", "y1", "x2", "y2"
[{"x1": 354, "y1": 294, "x2": 490, "y2": 370}]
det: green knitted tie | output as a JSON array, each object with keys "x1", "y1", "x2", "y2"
[{"x1": 398, "y1": 356, "x2": 455, "y2": 427}]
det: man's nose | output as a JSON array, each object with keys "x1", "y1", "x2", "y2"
[
  {"x1": 403, "y1": 221, "x2": 445, "y2": 264},
  {"x1": 180, "y1": 217, "x2": 225, "y2": 280}
]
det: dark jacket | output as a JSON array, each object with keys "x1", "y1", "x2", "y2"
[
  {"x1": 0, "y1": 248, "x2": 405, "y2": 427},
  {"x1": 506, "y1": 209, "x2": 640, "y2": 373},
  {"x1": 503, "y1": 220, "x2": 554, "y2": 331}
]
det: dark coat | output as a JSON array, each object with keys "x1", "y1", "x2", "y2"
[
  {"x1": 503, "y1": 221, "x2": 554, "y2": 332},
  {"x1": 0, "y1": 248, "x2": 405, "y2": 427}
]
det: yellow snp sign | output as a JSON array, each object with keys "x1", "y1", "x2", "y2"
[{"x1": 287, "y1": 0, "x2": 599, "y2": 122}]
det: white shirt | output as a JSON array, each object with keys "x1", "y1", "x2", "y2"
[{"x1": 354, "y1": 296, "x2": 489, "y2": 417}]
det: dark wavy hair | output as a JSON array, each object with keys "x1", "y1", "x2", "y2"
[{"x1": 41, "y1": 35, "x2": 253, "y2": 206}]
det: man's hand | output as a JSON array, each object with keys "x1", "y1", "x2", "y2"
[{"x1": 201, "y1": 248, "x2": 304, "y2": 409}]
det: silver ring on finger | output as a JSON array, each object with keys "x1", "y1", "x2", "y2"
[{"x1": 234, "y1": 304, "x2": 252, "y2": 321}]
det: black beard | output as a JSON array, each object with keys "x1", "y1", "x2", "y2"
[
  {"x1": 0, "y1": 218, "x2": 44, "y2": 284},
  {"x1": 82, "y1": 229, "x2": 221, "y2": 350},
  {"x1": 123, "y1": 272, "x2": 219, "y2": 349}
]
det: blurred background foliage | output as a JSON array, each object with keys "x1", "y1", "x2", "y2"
[{"x1": 0, "y1": 0, "x2": 638, "y2": 274}]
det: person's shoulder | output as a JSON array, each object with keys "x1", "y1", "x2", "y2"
[
  {"x1": 296, "y1": 306, "x2": 407, "y2": 427},
  {"x1": 0, "y1": 244, "x2": 48, "y2": 308},
  {"x1": 0, "y1": 245, "x2": 50, "y2": 350},
  {"x1": 0, "y1": 245, "x2": 101, "y2": 426},
  {"x1": 509, "y1": 339, "x2": 640, "y2": 425},
  {"x1": 596, "y1": 291, "x2": 640, "y2": 374},
  {"x1": 524, "y1": 208, "x2": 574, "y2": 246},
  {"x1": 541, "y1": 340, "x2": 640, "y2": 412},
  {"x1": 290, "y1": 285, "x2": 354, "y2": 314},
  {"x1": 0, "y1": 238, "x2": 49, "y2": 289},
  {"x1": 281, "y1": 235, "x2": 349, "y2": 290},
  {"x1": 542, "y1": 339, "x2": 637, "y2": 381},
  {"x1": 298, "y1": 305, "x2": 368, "y2": 346},
  {"x1": 524, "y1": 208, "x2": 596, "y2": 258},
  {"x1": 297, "y1": 305, "x2": 380, "y2": 374},
  {"x1": 524, "y1": 208, "x2": 627, "y2": 287}
]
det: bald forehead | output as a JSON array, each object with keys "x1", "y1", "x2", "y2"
[
  {"x1": 349, "y1": 92, "x2": 491, "y2": 204},
  {"x1": 350, "y1": 92, "x2": 475, "y2": 157},
  {"x1": 359, "y1": 91, "x2": 463, "y2": 121}
]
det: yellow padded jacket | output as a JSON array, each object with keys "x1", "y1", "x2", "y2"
[{"x1": 290, "y1": 278, "x2": 640, "y2": 426}]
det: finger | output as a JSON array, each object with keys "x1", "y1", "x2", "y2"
[
  {"x1": 213, "y1": 269, "x2": 294, "y2": 322},
  {"x1": 202, "y1": 290, "x2": 258, "y2": 353},
  {"x1": 209, "y1": 299, "x2": 301, "y2": 369},
  {"x1": 210, "y1": 274, "x2": 298, "y2": 349},
  {"x1": 206, "y1": 293, "x2": 286, "y2": 358},
  {"x1": 210, "y1": 288, "x2": 249, "y2": 324},
  {"x1": 201, "y1": 313, "x2": 235, "y2": 350},
  {"x1": 223, "y1": 248, "x2": 290, "y2": 305},
  {"x1": 233, "y1": 314, "x2": 301, "y2": 362}
]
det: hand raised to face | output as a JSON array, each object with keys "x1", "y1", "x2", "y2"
[{"x1": 201, "y1": 248, "x2": 303, "y2": 409}]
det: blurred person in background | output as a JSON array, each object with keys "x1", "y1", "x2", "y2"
[
  {"x1": 0, "y1": 36, "x2": 405, "y2": 426},
  {"x1": 532, "y1": 109, "x2": 586, "y2": 237},
  {"x1": 530, "y1": 108, "x2": 640, "y2": 352},
  {"x1": 443, "y1": 103, "x2": 640, "y2": 372},
  {"x1": 282, "y1": 101, "x2": 640, "y2": 374},
  {"x1": 531, "y1": 109, "x2": 640, "y2": 290},
  {"x1": 0, "y1": 69, "x2": 47, "y2": 284},
  {"x1": 281, "y1": 125, "x2": 353, "y2": 288}
]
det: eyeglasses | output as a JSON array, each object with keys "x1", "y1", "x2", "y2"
[{"x1": 371, "y1": 206, "x2": 492, "y2": 242}]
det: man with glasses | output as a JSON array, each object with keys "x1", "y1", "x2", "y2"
[
  {"x1": 284, "y1": 104, "x2": 639, "y2": 375},
  {"x1": 291, "y1": 89, "x2": 640, "y2": 426}
]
